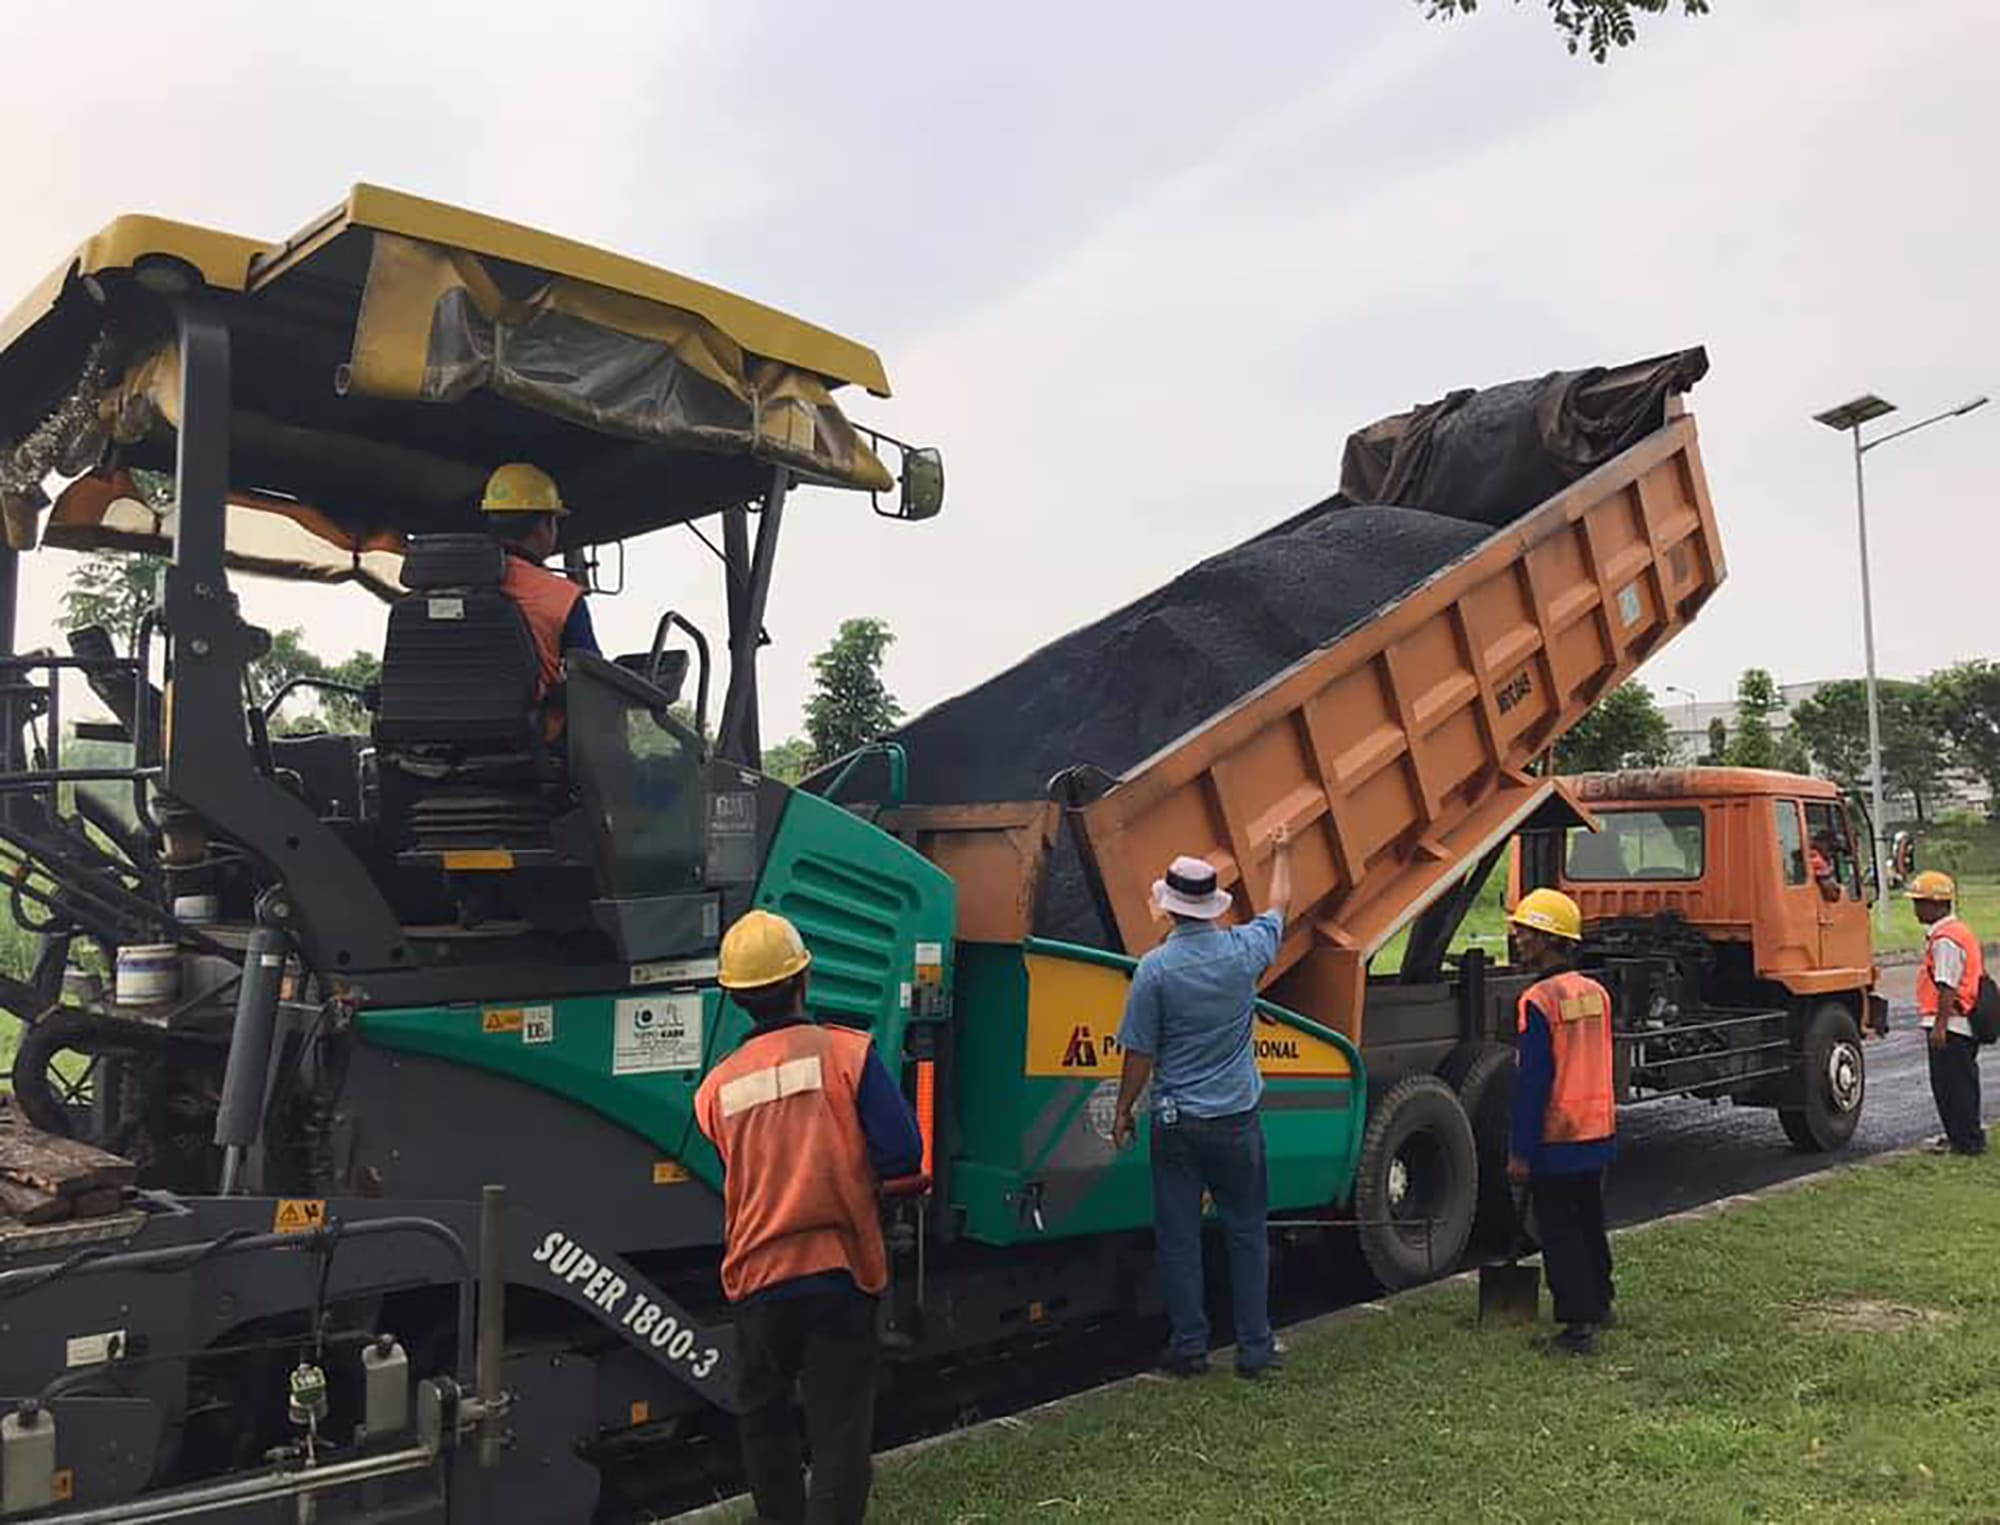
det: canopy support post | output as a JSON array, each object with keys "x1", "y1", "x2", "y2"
[
  {"x1": 717, "y1": 469, "x2": 789, "y2": 769},
  {"x1": 161, "y1": 299, "x2": 407, "y2": 974}
]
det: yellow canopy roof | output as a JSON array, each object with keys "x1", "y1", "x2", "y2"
[
  {"x1": 0, "y1": 185, "x2": 889, "y2": 395},
  {"x1": 0, "y1": 186, "x2": 899, "y2": 554}
]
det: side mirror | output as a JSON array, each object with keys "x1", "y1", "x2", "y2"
[
  {"x1": 890, "y1": 446, "x2": 945, "y2": 523},
  {"x1": 854, "y1": 422, "x2": 945, "y2": 522}
]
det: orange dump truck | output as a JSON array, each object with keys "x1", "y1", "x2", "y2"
[{"x1": 828, "y1": 350, "x2": 1872, "y2": 1286}]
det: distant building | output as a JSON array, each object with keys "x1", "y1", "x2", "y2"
[{"x1": 1662, "y1": 678, "x2": 1986, "y2": 823}]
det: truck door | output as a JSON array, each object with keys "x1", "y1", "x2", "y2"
[
  {"x1": 1768, "y1": 798, "x2": 1821, "y2": 972},
  {"x1": 1804, "y1": 798, "x2": 1871, "y2": 975}
]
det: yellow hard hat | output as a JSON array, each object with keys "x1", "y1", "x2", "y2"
[
  {"x1": 480, "y1": 462, "x2": 568, "y2": 516},
  {"x1": 1906, "y1": 869, "x2": 1957, "y2": 903},
  {"x1": 718, "y1": 909, "x2": 813, "y2": 991},
  {"x1": 1509, "y1": 887, "x2": 1584, "y2": 942}
]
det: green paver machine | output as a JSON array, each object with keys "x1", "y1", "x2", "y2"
[{"x1": 0, "y1": 188, "x2": 1364, "y2": 1521}]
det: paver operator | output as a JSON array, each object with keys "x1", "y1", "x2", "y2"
[
  {"x1": 1111, "y1": 827, "x2": 1293, "y2": 1380},
  {"x1": 479, "y1": 462, "x2": 601, "y2": 730},
  {"x1": 694, "y1": 909, "x2": 925, "y2": 1525},
  {"x1": 1506, "y1": 887, "x2": 1618, "y2": 1357},
  {"x1": 1910, "y1": 870, "x2": 1988, "y2": 1157}
]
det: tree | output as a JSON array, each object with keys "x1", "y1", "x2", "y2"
[
  {"x1": 803, "y1": 618, "x2": 903, "y2": 769},
  {"x1": 1791, "y1": 678, "x2": 1949, "y2": 825},
  {"x1": 1419, "y1": 0, "x2": 1713, "y2": 61},
  {"x1": 1702, "y1": 716, "x2": 1727, "y2": 765},
  {"x1": 252, "y1": 629, "x2": 380, "y2": 735},
  {"x1": 1722, "y1": 667, "x2": 1782, "y2": 769},
  {"x1": 762, "y1": 737, "x2": 813, "y2": 785},
  {"x1": 59, "y1": 553, "x2": 167, "y2": 649},
  {"x1": 1554, "y1": 681, "x2": 1673, "y2": 773},
  {"x1": 1774, "y1": 725, "x2": 1811, "y2": 777},
  {"x1": 1930, "y1": 660, "x2": 2000, "y2": 810}
]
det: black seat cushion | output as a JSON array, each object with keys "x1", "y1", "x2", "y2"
[{"x1": 376, "y1": 536, "x2": 539, "y2": 745}]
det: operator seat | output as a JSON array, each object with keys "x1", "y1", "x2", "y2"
[{"x1": 374, "y1": 535, "x2": 572, "y2": 861}]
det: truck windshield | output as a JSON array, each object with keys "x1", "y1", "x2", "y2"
[{"x1": 1565, "y1": 808, "x2": 1704, "y2": 881}]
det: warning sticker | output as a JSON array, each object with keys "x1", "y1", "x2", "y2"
[
  {"x1": 652, "y1": 1161, "x2": 692, "y2": 1185},
  {"x1": 482, "y1": 1008, "x2": 525, "y2": 1035},
  {"x1": 522, "y1": 1006, "x2": 555, "y2": 1045},
  {"x1": 273, "y1": 1199, "x2": 327, "y2": 1234},
  {"x1": 613, "y1": 993, "x2": 703, "y2": 1075}
]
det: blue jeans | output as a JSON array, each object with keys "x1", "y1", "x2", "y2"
[{"x1": 1149, "y1": 1108, "x2": 1274, "y2": 1369}]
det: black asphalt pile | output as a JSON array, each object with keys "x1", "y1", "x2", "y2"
[{"x1": 893, "y1": 503, "x2": 1489, "y2": 810}]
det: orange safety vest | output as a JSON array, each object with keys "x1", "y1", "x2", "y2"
[
  {"x1": 499, "y1": 553, "x2": 584, "y2": 702},
  {"x1": 1517, "y1": 970, "x2": 1615, "y2": 1145},
  {"x1": 693, "y1": 1021, "x2": 888, "y2": 1303},
  {"x1": 1917, "y1": 916, "x2": 1982, "y2": 1024}
]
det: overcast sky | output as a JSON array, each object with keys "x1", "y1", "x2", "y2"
[{"x1": 6, "y1": 0, "x2": 1995, "y2": 741}]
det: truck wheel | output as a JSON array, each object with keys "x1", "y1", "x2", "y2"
[
  {"x1": 1353, "y1": 1074, "x2": 1478, "y2": 1289},
  {"x1": 1442, "y1": 1045, "x2": 1518, "y2": 1249},
  {"x1": 1779, "y1": 1003, "x2": 1865, "y2": 1153}
]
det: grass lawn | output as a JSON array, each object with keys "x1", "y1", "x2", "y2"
[{"x1": 871, "y1": 1152, "x2": 2000, "y2": 1523}]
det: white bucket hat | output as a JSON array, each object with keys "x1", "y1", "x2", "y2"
[{"x1": 1153, "y1": 855, "x2": 1233, "y2": 920}]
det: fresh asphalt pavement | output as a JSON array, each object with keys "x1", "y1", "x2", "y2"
[{"x1": 1606, "y1": 965, "x2": 1991, "y2": 1226}]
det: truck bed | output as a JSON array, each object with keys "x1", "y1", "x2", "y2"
[{"x1": 862, "y1": 350, "x2": 1724, "y2": 1044}]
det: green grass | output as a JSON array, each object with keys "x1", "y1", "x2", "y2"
[{"x1": 871, "y1": 1153, "x2": 2000, "y2": 1523}]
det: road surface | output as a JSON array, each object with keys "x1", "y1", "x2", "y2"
[{"x1": 1608, "y1": 965, "x2": 1991, "y2": 1224}]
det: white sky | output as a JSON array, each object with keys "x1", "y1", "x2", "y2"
[{"x1": 5, "y1": 0, "x2": 1996, "y2": 740}]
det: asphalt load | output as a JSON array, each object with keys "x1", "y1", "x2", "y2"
[{"x1": 893, "y1": 502, "x2": 1489, "y2": 810}]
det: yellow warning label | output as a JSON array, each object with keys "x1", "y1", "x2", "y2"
[
  {"x1": 629, "y1": 1399, "x2": 651, "y2": 1426},
  {"x1": 273, "y1": 1199, "x2": 327, "y2": 1234},
  {"x1": 482, "y1": 1008, "x2": 526, "y2": 1034},
  {"x1": 52, "y1": 1470, "x2": 73, "y2": 1502},
  {"x1": 652, "y1": 1161, "x2": 692, "y2": 1185},
  {"x1": 1021, "y1": 953, "x2": 1350, "y2": 1080}
]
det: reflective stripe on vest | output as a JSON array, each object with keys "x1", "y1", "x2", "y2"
[
  {"x1": 1517, "y1": 970, "x2": 1615, "y2": 1145},
  {"x1": 693, "y1": 1022, "x2": 889, "y2": 1302},
  {"x1": 1917, "y1": 916, "x2": 1982, "y2": 1022},
  {"x1": 499, "y1": 553, "x2": 584, "y2": 701}
]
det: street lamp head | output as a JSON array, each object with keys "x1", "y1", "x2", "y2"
[
  {"x1": 1951, "y1": 396, "x2": 1990, "y2": 417},
  {"x1": 1813, "y1": 395, "x2": 1897, "y2": 431}
]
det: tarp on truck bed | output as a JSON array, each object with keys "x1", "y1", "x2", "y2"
[{"x1": 820, "y1": 348, "x2": 1709, "y2": 942}]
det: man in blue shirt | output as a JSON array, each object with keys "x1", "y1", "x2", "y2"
[{"x1": 1112, "y1": 827, "x2": 1293, "y2": 1379}]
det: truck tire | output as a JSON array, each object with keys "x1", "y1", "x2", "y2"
[
  {"x1": 1779, "y1": 1003, "x2": 1865, "y2": 1153},
  {"x1": 1442, "y1": 1045, "x2": 1518, "y2": 1249},
  {"x1": 1353, "y1": 1074, "x2": 1478, "y2": 1290}
]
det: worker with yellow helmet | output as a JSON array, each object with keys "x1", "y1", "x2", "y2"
[
  {"x1": 1909, "y1": 869, "x2": 1988, "y2": 1156},
  {"x1": 692, "y1": 909, "x2": 923, "y2": 1523},
  {"x1": 1506, "y1": 886, "x2": 1618, "y2": 1356},
  {"x1": 479, "y1": 463, "x2": 600, "y2": 723}
]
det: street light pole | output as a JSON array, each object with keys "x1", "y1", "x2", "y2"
[
  {"x1": 1846, "y1": 421, "x2": 1890, "y2": 932},
  {"x1": 1814, "y1": 393, "x2": 1989, "y2": 932}
]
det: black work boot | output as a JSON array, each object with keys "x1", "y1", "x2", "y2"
[{"x1": 1547, "y1": 1324, "x2": 1600, "y2": 1357}]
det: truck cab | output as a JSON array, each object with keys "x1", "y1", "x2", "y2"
[
  {"x1": 1516, "y1": 766, "x2": 1879, "y2": 1151},
  {"x1": 1553, "y1": 768, "x2": 1874, "y2": 998}
]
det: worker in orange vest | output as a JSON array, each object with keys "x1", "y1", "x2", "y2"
[
  {"x1": 1506, "y1": 888, "x2": 1617, "y2": 1357},
  {"x1": 479, "y1": 463, "x2": 600, "y2": 732},
  {"x1": 1910, "y1": 870, "x2": 1988, "y2": 1156},
  {"x1": 693, "y1": 910, "x2": 924, "y2": 1524}
]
